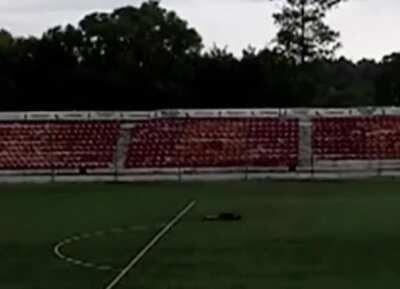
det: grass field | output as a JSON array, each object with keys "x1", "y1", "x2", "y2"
[{"x1": 3, "y1": 180, "x2": 400, "y2": 289}]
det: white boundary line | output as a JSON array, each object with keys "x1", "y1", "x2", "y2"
[
  {"x1": 103, "y1": 200, "x2": 197, "y2": 289},
  {"x1": 54, "y1": 225, "x2": 158, "y2": 271}
]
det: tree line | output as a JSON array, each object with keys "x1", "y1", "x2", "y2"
[{"x1": 0, "y1": 0, "x2": 399, "y2": 111}]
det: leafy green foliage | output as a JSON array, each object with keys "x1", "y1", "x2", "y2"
[
  {"x1": 375, "y1": 53, "x2": 400, "y2": 105},
  {"x1": 0, "y1": 0, "x2": 399, "y2": 109},
  {"x1": 271, "y1": 0, "x2": 344, "y2": 63}
]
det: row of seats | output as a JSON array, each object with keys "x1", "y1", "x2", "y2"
[
  {"x1": 3, "y1": 116, "x2": 400, "y2": 170},
  {"x1": 126, "y1": 118, "x2": 299, "y2": 168},
  {"x1": 0, "y1": 122, "x2": 120, "y2": 169},
  {"x1": 313, "y1": 117, "x2": 400, "y2": 160}
]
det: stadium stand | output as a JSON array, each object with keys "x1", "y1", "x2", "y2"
[
  {"x1": 313, "y1": 116, "x2": 400, "y2": 161},
  {"x1": 125, "y1": 118, "x2": 299, "y2": 169},
  {"x1": 1, "y1": 108, "x2": 400, "y2": 182},
  {"x1": 0, "y1": 122, "x2": 120, "y2": 170}
]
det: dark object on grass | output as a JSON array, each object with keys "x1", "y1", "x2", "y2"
[{"x1": 203, "y1": 212, "x2": 242, "y2": 221}]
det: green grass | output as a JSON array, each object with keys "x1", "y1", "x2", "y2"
[{"x1": 3, "y1": 180, "x2": 400, "y2": 289}]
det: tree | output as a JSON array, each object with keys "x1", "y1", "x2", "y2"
[
  {"x1": 240, "y1": 48, "x2": 299, "y2": 107},
  {"x1": 305, "y1": 57, "x2": 376, "y2": 107},
  {"x1": 375, "y1": 53, "x2": 400, "y2": 105},
  {"x1": 8, "y1": 0, "x2": 204, "y2": 110},
  {"x1": 74, "y1": 0, "x2": 203, "y2": 109},
  {"x1": 0, "y1": 2, "x2": 389, "y2": 110},
  {"x1": 77, "y1": 1, "x2": 202, "y2": 68},
  {"x1": 271, "y1": 0, "x2": 344, "y2": 64},
  {"x1": 0, "y1": 29, "x2": 16, "y2": 103},
  {"x1": 0, "y1": 29, "x2": 13, "y2": 49}
]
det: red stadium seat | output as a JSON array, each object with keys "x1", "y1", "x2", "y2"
[
  {"x1": 312, "y1": 116, "x2": 400, "y2": 161},
  {"x1": 0, "y1": 122, "x2": 120, "y2": 170},
  {"x1": 125, "y1": 118, "x2": 299, "y2": 169}
]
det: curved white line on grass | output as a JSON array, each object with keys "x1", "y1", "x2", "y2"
[
  {"x1": 104, "y1": 200, "x2": 197, "y2": 289},
  {"x1": 54, "y1": 225, "x2": 156, "y2": 271}
]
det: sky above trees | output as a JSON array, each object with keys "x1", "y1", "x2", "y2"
[{"x1": 0, "y1": 0, "x2": 399, "y2": 60}]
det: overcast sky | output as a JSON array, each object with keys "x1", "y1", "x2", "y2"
[{"x1": 0, "y1": 0, "x2": 399, "y2": 61}]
